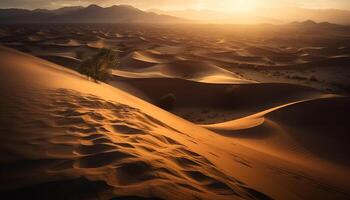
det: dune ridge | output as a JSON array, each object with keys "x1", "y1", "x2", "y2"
[{"x1": 202, "y1": 94, "x2": 350, "y2": 167}]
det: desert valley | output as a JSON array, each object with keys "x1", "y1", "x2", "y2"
[{"x1": 0, "y1": 2, "x2": 350, "y2": 200}]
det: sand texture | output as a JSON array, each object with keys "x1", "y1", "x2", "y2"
[{"x1": 0, "y1": 23, "x2": 350, "y2": 200}]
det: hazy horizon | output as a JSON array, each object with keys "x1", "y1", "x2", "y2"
[
  {"x1": 2, "y1": 1, "x2": 350, "y2": 25},
  {"x1": 1, "y1": 0, "x2": 350, "y2": 12}
]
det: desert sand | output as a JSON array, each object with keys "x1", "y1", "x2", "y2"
[{"x1": 0, "y1": 23, "x2": 350, "y2": 200}]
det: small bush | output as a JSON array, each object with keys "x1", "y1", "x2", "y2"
[
  {"x1": 79, "y1": 48, "x2": 119, "y2": 82},
  {"x1": 158, "y1": 93, "x2": 176, "y2": 110}
]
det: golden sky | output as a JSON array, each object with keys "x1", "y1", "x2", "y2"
[
  {"x1": 0, "y1": 0, "x2": 350, "y2": 11},
  {"x1": 114, "y1": 0, "x2": 350, "y2": 11}
]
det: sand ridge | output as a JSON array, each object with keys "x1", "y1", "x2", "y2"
[{"x1": 202, "y1": 95, "x2": 350, "y2": 167}]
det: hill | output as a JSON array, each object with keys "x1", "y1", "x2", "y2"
[
  {"x1": 150, "y1": 7, "x2": 350, "y2": 25},
  {"x1": 0, "y1": 4, "x2": 186, "y2": 24}
]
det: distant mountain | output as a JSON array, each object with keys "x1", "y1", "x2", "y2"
[
  {"x1": 286, "y1": 20, "x2": 347, "y2": 31},
  {"x1": 150, "y1": 7, "x2": 350, "y2": 25},
  {"x1": 1, "y1": 5, "x2": 349, "y2": 25},
  {"x1": 51, "y1": 6, "x2": 84, "y2": 14},
  {"x1": 261, "y1": 7, "x2": 350, "y2": 25},
  {"x1": 0, "y1": 4, "x2": 186, "y2": 24},
  {"x1": 288, "y1": 20, "x2": 336, "y2": 26},
  {"x1": 148, "y1": 8, "x2": 282, "y2": 24}
]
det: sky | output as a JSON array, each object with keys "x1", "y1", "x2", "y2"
[{"x1": 1, "y1": 0, "x2": 350, "y2": 11}]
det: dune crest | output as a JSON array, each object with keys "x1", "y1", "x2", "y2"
[{"x1": 202, "y1": 94, "x2": 350, "y2": 167}]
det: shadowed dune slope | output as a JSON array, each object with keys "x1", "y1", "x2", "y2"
[
  {"x1": 203, "y1": 96, "x2": 350, "y2": 168},
  {"x1": 266, "y1": 97, "x2": 350, "y2": 166},
  {"x1": 110, "y1": 77, "x2": 324, "y2": 123}
]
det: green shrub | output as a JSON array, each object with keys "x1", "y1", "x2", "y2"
[
  {"x1": 158, "y1": 93, "x2": 176, "y2": 110},
  {"x1": 79, "y1": 48, "x2": 119, "y2": 82}
]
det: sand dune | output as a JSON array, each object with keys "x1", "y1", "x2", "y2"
[
  {"x1": 267, "y1": 97, "x2": 350, "y2": 166},
  {"x1": 1, "y1": 23, "x2": 350, "y2": 95},
  {"x1": 111, "y1": 77, "x2": 324, "y2": 123},
  {"x1": 202, "y1": 95, "x2": 349, "y2": 165},
  {"x1": 200, "y1": 95, "x2": 350, "y2": 200},
  {"x1": 117, "y1": 49, "x2": 251, "y2": 84},
  {"x1": 131, "y1": 50, "x2": 176, "y2": 64},
  {"x1": 1, "y1": 22, "x2": 350, "y2": 200},
  {"x1": 120, "y1": 51, "x2": 161, "y2": 69},
  {"x1": 1, "y1": 45, "x2": 350, "y2": 199},
  {"x1": 0, "y1": 46, "x2": 274, "y2": 200},
  {"x1": 146, "y1": 60, "x2": 234, "y2": 78},
  {"x1": 39, "y1": 55, "x2": 82, "y2": 70}
]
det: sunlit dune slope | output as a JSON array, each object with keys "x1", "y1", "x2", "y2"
[
  {"x1": 0, "y1": 45, "x2": 272, "y2": 200},
  {"x1": 0, "y1": 46, "x2": 349, "y2": 200},
  {"x1": 117, "y1": 50, "x2": 250, "y2": 84}
]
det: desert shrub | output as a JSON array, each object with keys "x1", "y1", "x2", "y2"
[
  {"x1": 79, "y1": 48, "x2": 119, "y2": 82},
  {"x1": 158, "y1": 93, "x2": 176, "y2": 110}
]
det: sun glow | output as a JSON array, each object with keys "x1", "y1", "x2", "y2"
[
  {"x1": 226, "y1": 0, "x2": 256, "y2": 12},
  {"x1": 193, "y1": 0, "x2": 257, "y2": 12}
]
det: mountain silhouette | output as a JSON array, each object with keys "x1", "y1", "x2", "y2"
[{"x1": 0, "y1": 4, "x2": 186, "y2": 23}]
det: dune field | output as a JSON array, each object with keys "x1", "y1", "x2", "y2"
[
  {"x1": 1, "y1": 23, "x2": 350, "y2": 122},
  {"x1": 0, "y1": 23, "x2": 350, "y2": 200}
]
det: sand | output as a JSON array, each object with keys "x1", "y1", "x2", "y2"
[
  {"x1": 0, "y1": 46, "x2": 276, "y2": 200},
  {"x1": 1, "y1": 23, "x2": 349, "y2": 95},
  {"x1": 0, "y1": 23, "x2": 350, "y2": 200}
]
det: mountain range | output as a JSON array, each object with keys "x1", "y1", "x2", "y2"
[
  {"x1": 0, "y1": 4, "x2": 185, "y2": 24},
  {"x1": 150, "y1": 7, "x2": 350, "y2": 25},
  {"x1": 1, "y1": 4, "x2": 350, "y2": 25}
]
